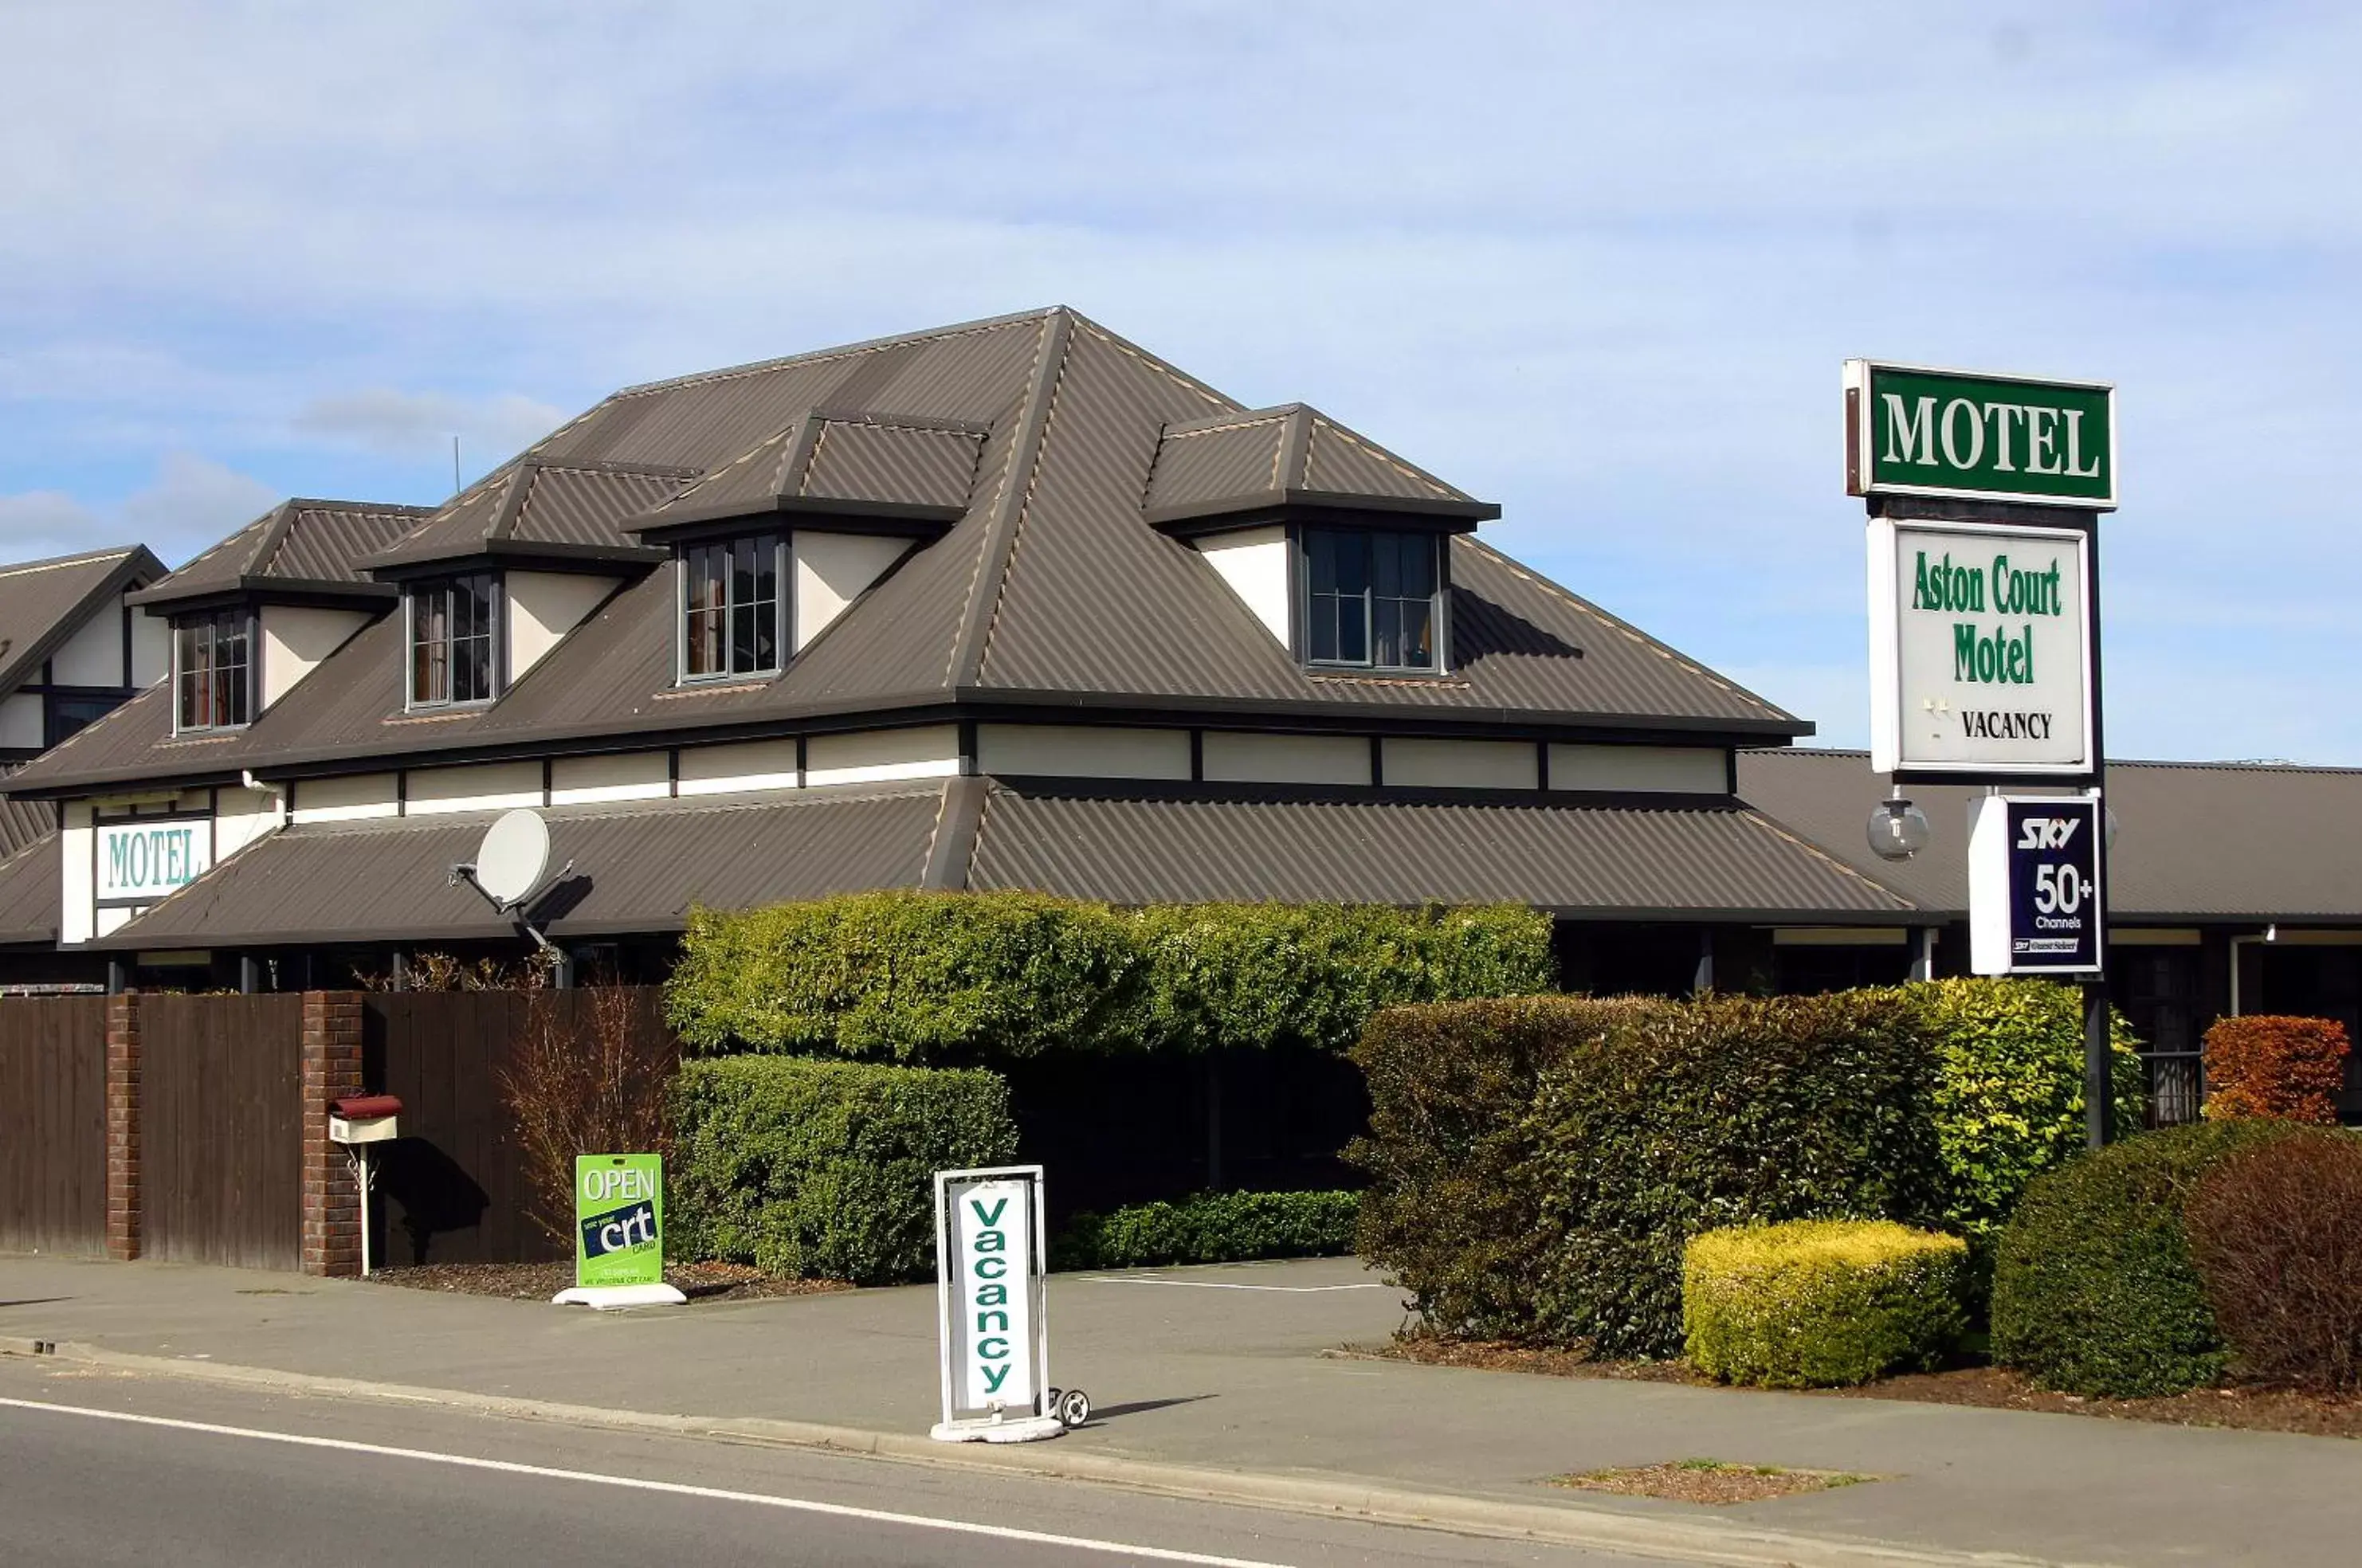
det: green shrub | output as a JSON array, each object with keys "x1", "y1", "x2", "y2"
[
  {"x1": 1522, "y1": 989, "x2": 1949, "y2": 1358},
  {"x1": 667, "y1": 892, "x2": 1553, "y2": 1061},
  {"x1": 1991, "y1": 1121, "x2": 2302, "y2": 1397},
  {"x1": 668, "y1": 1056, "x2": 1018, "y2": 1284},
  {"x1": 1053, "y1": 1190, "x2": 1361, "y2": 1271},
  {"x1": 1684, "y1": 1220, "x2": 1968, "y2": 1388},
  {"x1": 1351, "y1": 979, "x2": 2139, "y2": 1358},
  {"x1": 1348, "y1": 995, "x2": 1673, "y2": 1343},
  {"x1": 1134, "y1": 903, "x2": 1555, "y2": 1055},
  {"x1": 667, "y1": 892, "x2": 1145, "y2": 1060},
  {"x1": 1912, "y1": 978, "x2": 2144, "y2": 1244}
]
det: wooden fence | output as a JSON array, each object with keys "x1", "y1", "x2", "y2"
[
  {"x1": 0, "y1": 986, "x2": 675, "y2": 1274},
  {"x1": 139, "y1": 994, "x2": 306, "y2": 1270},
  {"x1": 365, "y1": 987, "x2": 672, "y2": 1268},
  {"x1": 0, "y1": 997, "x2": 108, "y2": 1256}
]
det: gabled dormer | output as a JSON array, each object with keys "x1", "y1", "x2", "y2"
[
  {"x1": 626, "y1": 408, "x2": 986, "y2": 679},
  {"x1": 0, "y1": 545, "x2": 169, "y2": 759},
  {"x1": 128, "y1": 500, "x2": 430, "y2": 733},
  {"x1": 1143, "y1": 404, "x2": 1500, "y2": 675},
  {"x1": 361, "y1": 457, "x2": 688, "y2": 708}
]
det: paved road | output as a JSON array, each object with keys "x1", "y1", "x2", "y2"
[{"x1": 0, "y1": 1358, "x2": 1650, "y2": 1568}]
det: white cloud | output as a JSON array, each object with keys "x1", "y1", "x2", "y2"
[
  {"x1": 292, "y1": 389, "x2": 567, "y2": 465},
  {"x1": 0, "y1": 453, "x2": 277, "y2": 567}
]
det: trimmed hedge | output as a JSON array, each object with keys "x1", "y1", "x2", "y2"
[
  {"x1": 1053, "y1": 1190, "x2": 1361, "y2": 1271},
  {"x1": 2202, "y1": 1015, "x2": 2352, "y2": 1124},
  {"x1": 1991, "y1": 1121, "x2": 2301, "y2": 1397},
  {"x1": 667, "y1": 892, "x2": 1143, "y2": 1060},
  {"x1": 1351, "y1": 980, "x2": 2142, "y2": 1358},
  {"x1": 668, "y1": 892, "x2": 1554, "y2": 1060},
  {"x1": 668, "y1": 1056, "x2": 1018, "y2": 1285},
  {"x1": 1684, "y1": 1220, "x2": 1968, "y2": 1388}
]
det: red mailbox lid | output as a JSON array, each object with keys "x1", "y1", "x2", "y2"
[{"x1": 332, "y1": 1094, "x2": 402, "y2": 1119}]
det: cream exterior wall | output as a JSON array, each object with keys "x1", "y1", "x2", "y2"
[
  {"x1": 0, "y1": 693, "x2": 41, "y2": 751},
  {"x1": 58, "y1": 802, "x2": 93, "y2": 945},
  {"x1": 404, "y1": 761, "x2": 544, "y2": 816},
  {"x1": 806, "y1": 725, "x2": 961, "y2": 787},
  {"x1": 1195, "y1": 527, "x2": 1291, "y2": 647},
  {"x1": 794, "y1": 533, "x2": 911, "y2": 653},
  {"x1": 508, "y1": 572, "x2": 618, "y2": 681},
  {"x1": 48, "y1": 606, "x2": 128, "y2": 687},
  {"x1": 975, "y1": 724, "x2": 1191, "y2": 781},
  {"x1": 131, "y1": 606, "x2": 171, "y2": 687},
  {"x1": 550, "y1": 751, "x2": 671, "y2": 806},
  {"x1": 1201, "y1": 730, "x2": 1370, "y2": 786},
  {"x1": 94, "y1": 905, "x2": 135, "y2": 938},
  {"x1": 259, "y1": 606, "x2": 370, "y2": 708},
  {"x1": 1549, "y1": 744, "x2": 1730, "y2": 794},
  {"x1": 676, "y1": 739, "x2": 800, "y2": 797},
  {"x1": 213, "y1": 785, "x2": 285, "y2": 858},
  {"x1": 291, "y1": 773, "x2": 402, "y2": 824},
  {"x1": 1383, "y1": 737, "x2": 1536, "y2": 790}
]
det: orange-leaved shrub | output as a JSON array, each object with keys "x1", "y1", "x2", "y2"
[
  {"x1": 2185, "y1": 1130, "x2": 2362, "y2": 1389},
  {"x1": 2201, "y1": 1015, "x2": 2351, "y2": 1124}
]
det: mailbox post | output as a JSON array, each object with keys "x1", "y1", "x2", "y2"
[{"x1": 327, "y1": 1094, "x2": 402, "y2": 1278}]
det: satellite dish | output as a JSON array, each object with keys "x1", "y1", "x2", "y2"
[{"x1": 473, "y1": 809, "x2": 551, "y2": 907}]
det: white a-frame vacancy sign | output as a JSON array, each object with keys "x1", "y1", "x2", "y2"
[{"x1": 930, "y1": 1164, "x2": 1062, "y2": 1443}]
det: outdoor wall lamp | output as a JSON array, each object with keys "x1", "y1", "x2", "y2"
[{"x1": 1868, "y1": 791, "x2": 1932, "y2": 862}]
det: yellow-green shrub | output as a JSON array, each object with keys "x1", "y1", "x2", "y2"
[{"x1": 1684, "y1": 1220, "x2": 1968, "y2": 1388}]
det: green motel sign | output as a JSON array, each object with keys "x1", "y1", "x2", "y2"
[{"x1": 1846, "y1": 360, "x2": 2115, "y2": 510}]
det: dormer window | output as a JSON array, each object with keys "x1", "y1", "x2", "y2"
[
  {"x1": 1303, "y1": 528, "x2": 1442, "y2": 672},
  {"x1": 408, "y1": 572, "x2": 500, "y2": 708},
  {"x1": 679, "y1": 534, "x2": 786, "y2": 682},
  {"x1": 174, "y1": 609, "x2": 253, "y2": 732}
]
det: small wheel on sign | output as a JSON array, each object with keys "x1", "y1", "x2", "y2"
[{"x1": 1057, "y1": 1387, "x2": 1091, "y2": 1428}]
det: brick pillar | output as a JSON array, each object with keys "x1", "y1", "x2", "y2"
[
  {"x1": 300, "y1": 991, "x2": 365, "y2": 1278},
  {"x1": 104, "y1": 993, "x2": 143, "y2": 1261}
]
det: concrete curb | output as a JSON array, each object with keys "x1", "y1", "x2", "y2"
[{"x1": 1, "y1": 1338, "x2": 2091, "y2": 1568}]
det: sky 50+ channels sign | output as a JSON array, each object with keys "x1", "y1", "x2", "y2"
[
  {"x1": 1845, "y1": 360, "x2": 2115, "y2": 510},
  {"x1": 1868, "y1": 517, "x2": 2093, "y2": 778},
  {"x1": 1969, "y1": 795, "x2": 2105, "y2": 977}
]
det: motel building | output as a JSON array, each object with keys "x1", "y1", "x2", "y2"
[{"x1": 3, "y1": 308, "x2": 2359, "y2": 1124}]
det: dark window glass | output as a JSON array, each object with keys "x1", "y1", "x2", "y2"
[
  {"x1": 681, "y1": 535, "x2": 784, "y2": 680},
  {"x1": 174, "y1": 610, "x2": 250, "y2": 731},
  {"x1": 410, "y1": 572, "x2": 500, "y2": 707},
  {"x1": 46, "y1": 693, "x2": 123, "y2": 747},
  {"x1": 1303, "y1": 529, "x2": 1439, "y2": 671}
]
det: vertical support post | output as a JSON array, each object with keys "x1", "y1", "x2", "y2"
[
  {"x1": 238, "y1": 954, "x2": 261, "y2": 994},
  {"x1": 1692, "y1": 928, "x2": 1716, "y2": 994},
  {"x1": 2081, "y1": 510, "x2": 2111, "y2": 1149},
  {"x1": 1911, "y1": 927, "x2": 1937, "y2": 983},
  {"x1": 104, "y1": 993, "x2": 142, "y2": 1261},
  {"x1": 300, "y1": 991, "x2": 365, "y2": 1278}
]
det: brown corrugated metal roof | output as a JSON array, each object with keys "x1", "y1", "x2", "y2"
[
  {"x1": 365, "y1": 458, "x2": 691, "y2": 569},
  {"x1": 0, "y1": 829, "x2": 58, "y2": 944},
  {"x1": 965, "y1": 780, "x2": 1915, "y2": 918},
  {"x1": 634, "y1": 410, "x2": 987, "y2": 534},
  {"x1": 1737, "y1": 748, "x2": 2362, "y2": 923},
  {"x1": 1142, "y1": 403, "x2": 1494, "y2": 526},
  {"x1": 8, "y1": 308, "x2": 1803, "y2": 797},
  {"x1": 93, "y1": 783, "x2": 949, "y2": 949},
  {"x1": 0, "y1": 545, "x2": 163, "y2": 695},
  {"x1": 1, "y1": 770, "x2": 57, "y2": 859},
  {"x1": 130, "y1": 501, "x2": 428, "y2": 608}
]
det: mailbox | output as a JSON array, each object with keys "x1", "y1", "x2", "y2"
[{"x1": 329, "y1": 1093, "x2": 402, "y2": 1145}]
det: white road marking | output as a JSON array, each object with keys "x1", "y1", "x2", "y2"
[
  {"x1": 0, "y1": 1395, "x2": 1293, "y2": 1568},
  {"x1": 1073, "y1": 1276, "x2": 1385, "y2": 1293}
]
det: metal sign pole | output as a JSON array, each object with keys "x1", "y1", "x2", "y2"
[{"x1": 2080, "y1": 512, "x2": 2113, "y2": 1148}]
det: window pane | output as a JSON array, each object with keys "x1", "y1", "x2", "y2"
[
  {"x1": 1309, "y1": 592, "x2": 1339, "y2": 662},
  {"x1": 1332, "y1": 532, "x2": 1369, "y2": 595},
  {"x1": 1308, "y1": 531, "x2": 1340, "y2": 596},
  {"x1": 1402, "y1": 535, "x2": 1438, "y2": 598},
  {"x1": 1399, "y1": 597, "x2": 1434, "y2": 668},
  {"x1": 1372, "y1": 598, "x2": 1402, "y2": 668},
  {"x1": 1337, "y1": 590, "x2": 1367, "y2": 663},
  {"x1": 1371, "y1": 534, "x2": 1403, "y2": 599}
]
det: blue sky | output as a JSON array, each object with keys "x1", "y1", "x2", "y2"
[{"x1": 2, "y1": 2, "x2": 2353, "y2": 762}]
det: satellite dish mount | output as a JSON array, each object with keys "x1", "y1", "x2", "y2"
[{"x1": 449, "y1": 809, "x2": 574, "y2": 956}]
